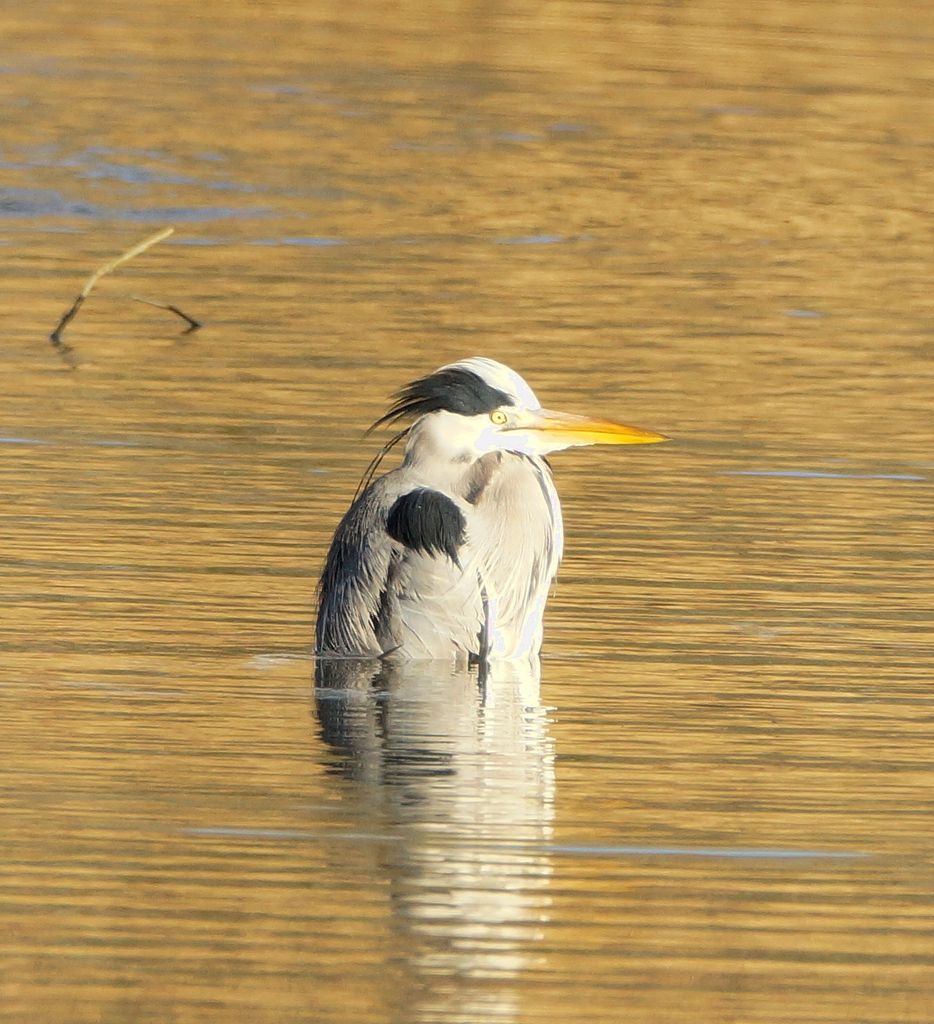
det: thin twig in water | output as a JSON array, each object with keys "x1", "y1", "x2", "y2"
[
  {"x1": 49, "y1": 227, "x2": 175, "y2": 361},
  {"x1": 130, "y1": 295, "x2": 202, "y2": 333}
]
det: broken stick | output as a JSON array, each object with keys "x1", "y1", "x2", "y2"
[{"x1": 130, "y1": 295, "x2": 202, "y2": 332}]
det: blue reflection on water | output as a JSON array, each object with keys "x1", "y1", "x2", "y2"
[
  {"x1": 0, "y1": 186, "x2": 270, "y2": 222},
  {"x1": 250, "y1": 236, "x2": 346, "y2": 247},
  {"x1": 495, "y1": 234, "x2": 564, "y2": 245},
  {"x1": 0, "y1": 436, "x2": 144, "y2": 447},
  {"x1": 184, "y1": 826, "x2": 868, "y2": 860},
  {"x1": 546, "y1": 844, "x2": 869, "y2": 860},
  {"x1": 726, "y1": 470, "x2": 926, "y2": 481}
]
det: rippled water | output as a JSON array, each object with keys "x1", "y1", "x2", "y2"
[{"x1": 2, "y1": 2, "x2": 932, "y2": 1022}]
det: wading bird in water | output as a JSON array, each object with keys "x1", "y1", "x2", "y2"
[{"x1": 316, "y1": 358, "x2": 667, "y2": 665}]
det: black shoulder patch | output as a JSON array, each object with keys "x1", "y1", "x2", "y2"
[
  {"x1": 386, "y1": 488, "x2": 466, "y2": 565},
  {"x1": 373, "y1": 366, "x2": 513, "y2": 429}
]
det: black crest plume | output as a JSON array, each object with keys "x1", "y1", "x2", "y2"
[{"x1": 371, "y1": 366, "x2": 514, "y2": 431}]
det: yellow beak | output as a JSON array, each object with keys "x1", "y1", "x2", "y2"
[{"x1": 518, "y1": 408, "x2": 670, "y2": 447}]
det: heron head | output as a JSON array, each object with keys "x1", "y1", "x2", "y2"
[{"x1": 374, "y1": 356, "x2": 668, "y2": 463}]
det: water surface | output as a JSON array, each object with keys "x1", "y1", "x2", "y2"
[{"x1": 1, "y1": 2, "x2": 932, "y2": 1022}]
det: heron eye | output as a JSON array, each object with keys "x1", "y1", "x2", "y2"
[{"x1": 490, "y1": 410, "x2": 508, "y2": 425}]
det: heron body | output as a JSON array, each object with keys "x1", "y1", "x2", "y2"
[{"x1": 316, "y1": 357, "x2": 666, "y2": 665}]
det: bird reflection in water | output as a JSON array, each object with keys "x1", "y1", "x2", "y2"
[{"x1": 314, "y1": 656, "x2": 555, "y2": 1023}]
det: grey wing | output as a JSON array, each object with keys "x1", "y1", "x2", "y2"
[
  {"x1": 316, "y1": 478, "x2": 486, "y2": 662},
  {"x1": 316, "y1": 480, "x2": 395, "y2": 657}
]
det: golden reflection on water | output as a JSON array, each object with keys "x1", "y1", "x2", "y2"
[{"x1": 1, "y1": 1, "x2": 933, "y2": 1022}]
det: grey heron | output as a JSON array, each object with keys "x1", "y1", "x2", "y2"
[{"x1": 316, "y1": 357, "x2": 667, "y2": 665}]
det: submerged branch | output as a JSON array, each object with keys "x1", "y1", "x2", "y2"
[{"x1": 49, "y1": 227, "x2": 176, "y2": 361}]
